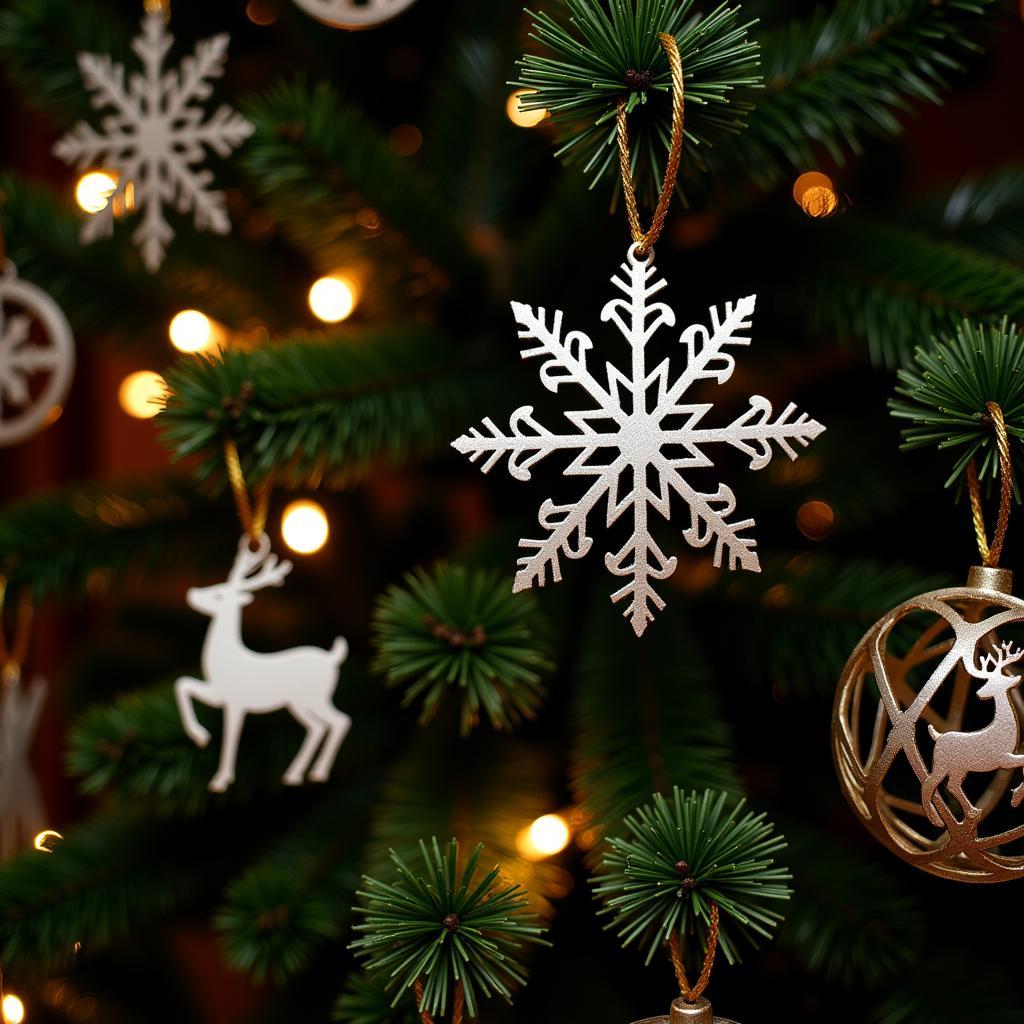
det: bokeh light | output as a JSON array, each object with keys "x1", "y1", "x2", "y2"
[
  {"x1": 33, "y1": 830, "x2": 63, "y2": 853},
  {"x1": 118, "y1": 371, "x2": 166, "y2": 420},
  {"x1": 792, "y1": 171, "x2": 839, "y2": 218},
  {"x1": 308, "y1": 276, "x2": 357, "y2": 323},
  {"x1": 2, "y1": 994, "x2": 25, "y2": 1024},
  {"x1": 75, "y1": 171, "x2": 118, "y2": 214},
  {"x1": 281, "y1": 500, "x2": 330, "y2": 555},
  {"x1": 506, "y1": 90, "x2": 547, "y2": 128},
  {"x1": 796, "y1": 499, "x2": 836, "y2": 540},
  {"x1": 516, "y1": 814, "x2": 571, "y2": 861},
  {"x1": 169, "y1": 309, "x2": 217, "y2": 353}
]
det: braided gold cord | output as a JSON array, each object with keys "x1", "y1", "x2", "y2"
[
  {"x1": 967, "y1": 401, "x2": 1013, "y2": 568},
  {"x1": 616, "y1": 32, "x2": 685, "y2": 254},
  {"x1": 0, "y1": 577, "x2": 34, "y2": 682},
  {"x1": 223, "y1": 437, "x2": 271, "y2": 544},
  {"x1": 668, "y1": 902, "x2": 720, "y2": 1004},
  {"x1": 412, "y1": 979, "x2": 463, "y2": 1024}
]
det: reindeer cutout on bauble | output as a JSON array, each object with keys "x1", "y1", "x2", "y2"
[
  {"x1": 922, "y1": 639, "x2": 1024, "y2": 827},
  {"x1": 175, "y1": 534, "x2": 351, "y2": 792}
]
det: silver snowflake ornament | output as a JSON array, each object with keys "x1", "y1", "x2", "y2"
[
  {"x1": 452, "y1": 245, "x2": 826, "y2": 636},
  {"x1": 54, "y1": 12, "x2": 253, "y2": 272}
]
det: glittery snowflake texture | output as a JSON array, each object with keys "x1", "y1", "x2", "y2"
[
  {"x1": 452, "y1": 245, "x2": 826, "y2": 636},
  {"x1": 54, "y1": 13, "x2": 253, "y2": 272}
]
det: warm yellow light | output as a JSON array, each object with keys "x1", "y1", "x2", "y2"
[
  {"x1": 796, "y1": 499, "x2": 836, "y2": 541},
  {"x1": 309, "y1": 276, "x2": 357, "y2": 323},
  {"x1": 506, "y1": 90, "x2": 547, "y2": 128},
  {"x1": 516, "y1": 814, "x2": 571, "y2": 861},
  {"x1": 118, "y1": 371, "x2": 166, "y2": 420},
  {"x1": 75, "y1": 171, "x2": 118, "y2": 214},
  {"x1": 169, "y1": 310, "x2": 214, "y2": 353},
  {"x1": 792, "y1": 171, "x2": 839, "y2": 218},
  {"x1": 281, "y1": 500, "x2": 329, "y2": 555},
  {"x1": 33, "y1": 830, "x2": 63, "y2": 853},
  {"x1": 2, "y1": 994, "x2": 25, "y2": 1024}
]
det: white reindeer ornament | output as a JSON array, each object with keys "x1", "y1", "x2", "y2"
[{"x1": 175, "y1": 534, "x2": 351, "y2": 792}]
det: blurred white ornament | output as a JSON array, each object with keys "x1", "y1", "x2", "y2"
[
  {"x1": 0, "y1": 677, "x2": 47, "y2": 860},
  {"x1": 176, "y1": 534, "x2": 351, "y2": 792},
  {"x1": 292, "y1": 0, "x2": 418, "y2": 29},
  {"x1": 54, "y1": 12, "x2": 253, "y2": 272},
  {"x1": 0, "y1": 263, "x2": 75, "y2": 446}
]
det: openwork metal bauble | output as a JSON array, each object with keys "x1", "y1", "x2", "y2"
[
  {"x1": 292, "y1": 0, "x2": 418, "y2": 29},
  {"x1": 834, "y1": 565, "x2": 1024, "y2": 882},
  {"x1": 632, "y1": 997, "x2": 739, "y2": 1024}
]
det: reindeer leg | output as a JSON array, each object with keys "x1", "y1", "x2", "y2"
[
  {"x1": 308, "y1": 706, "x2": 352, "y2": 783},
  {"x1": 948, "y1": 773, "x2": 980, "y2": 822},
  {"x1": 283, "y1": 706, "x2": 327, "y2": 786},
  {"x1": 209, "y1": 705, "x2": 247, "y2": 793},
  {"x1": 175, "y1": 676, "x2": 216, "y2": 748}
]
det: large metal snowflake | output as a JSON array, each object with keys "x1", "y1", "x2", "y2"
[
  {"x1": 54, "y1": 12, "x2": 253, "y2": 272},
  {"x1": 452, "y1": 245, "x2": 826, "y2": 636}
]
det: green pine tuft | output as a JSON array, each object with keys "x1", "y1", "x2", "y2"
[
  {"x1": 371, "y1": 563, "x2": 552, "y2": 735},
  {"x1": 515, "y1": 0, "x2": 762, "y2": 203},
  {"x1": 890, "y1": 318, "x2": 1024, "y2": 490},
  {"x1": 350, "y1": 838, "x2": 548, "y2": 1019},
  {"x1": 593, "y1": 788, "x2": 790, "y2": 967}
]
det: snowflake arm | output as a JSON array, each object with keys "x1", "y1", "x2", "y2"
[{"x1": 53, "y1": 13, "x2": 252, "y2": 272}]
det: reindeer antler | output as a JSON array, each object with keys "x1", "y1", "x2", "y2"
[
  {"x1": 227, "y1": 534, "x2": 293, "y2": 591},
  {"x1": 969, "y1": 639, "x2": 1024, "y2": 677}
]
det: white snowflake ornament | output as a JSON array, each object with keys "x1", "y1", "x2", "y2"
[
  {"x1": 453, "y1": 245, "x2": 826, "y2": 636},
  {"x1": 54, "y1": 12, "x2": 253, "y2": 272},
  {"x1": 0, "y1": 263, "x2": 75, "y2": 447},
  {"x1": 291, "y1": 0, "x2": 418, "y2": 29},
  {"x1": 0, "y1": 677, "x2": 48, "y2": 861}
]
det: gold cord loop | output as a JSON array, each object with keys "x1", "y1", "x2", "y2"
[
  {"x1": 616, "y1": 32, "x2": 685, "y2": 255},
  {"x1": 223, "y1": 438, "x2": 271, "y2": 545},
  {"x1": 144, "y1": 0, "x2": 171, "y2": 19},
  {"x1": 668, "y1": 902, "x2": 720, "y2": 1004},
  {"x1": 967, "y1": 401, "x2": 1013, "y2": 568},
  {"x1": 0, "y1": 575, "x2": 34, "y2": 684},
  {"x1": 412, "y1": 978, "x2": 463, "y2": 1024}
]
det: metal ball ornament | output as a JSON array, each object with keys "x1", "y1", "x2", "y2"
[
  {"x1": 833, "y1": 564, "x2": 1024, "y2": 882},
  {"x1": 291, "y1": 0, "x2": 418, "y2": 29},
  {"x1": 632, "y1": 997, "x2": 739, "y2": 1024}
]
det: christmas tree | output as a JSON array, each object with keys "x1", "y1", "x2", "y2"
[{"x1": 1, "y1": 0, "x2": 1023, "y2": 1022}]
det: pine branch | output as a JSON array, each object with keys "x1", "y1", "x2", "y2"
[
  {"x1": 242, "y1": 79, "x2": 480, "y2": 287},
  {"x1": 906, "y1": 164, "x2": 1024, "y2": 263},
  {"x1": 0, "y1": 474, "x2": 230, "y2": 601},
  {"x1": 592, "y1": 788, "x2": 791, "y2": 967},
  {"x1": 722, "y1": 0, "x2": 998, "y2": 190},
  {"x1": 350, "y1": 839, "x2": 547, "y2": 1019},
  {"x1": 372, "y1": 563, "x2": 553, "y2": 735},
  {"x1": 516, "y1": 0, "x2": 761, "y2": 204},
  {"x1": 0, "y1": 172, "x2": 302, "y2": 341},
  {"x1": 68, "y1": 668, "x2": 393, "y2": 815},
  {"x1": 0, "y1": 815, "x2": 222, "y2": 971},
  {"x1": 214, "y1": 783, "x2": 376, "y2": 983},
  {"x1": 366, "y1": 727, "x2": 564, "y2": 917},
  {"x1": 890, "y1": 318, "x2": 1024, "y2": 489},
  {"x1": 727, "y1": 557, "x2": 951, "y2": 701},
  {"x1": 0, "y1": 0, "x2": 131, "y2": 121},
  {"x1": 571, "y1": 602, "x2": 740, "y2": 840},
  {"x1": 794, "y1": 218, "x2": 1024, "y2": 367},
  {"x1": 159, "y1": 326, "x2": 481, "y2": 487},
  {"x1": 781, "y1": 827, "x2": 924, "y2": 988},
  {"x1": 334, "y1": 975, "x2": 419, "y2": 1024}
]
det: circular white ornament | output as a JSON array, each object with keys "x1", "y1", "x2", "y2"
[
  {"x1": 0, "y1": 263, "x2": 75, "y2": 446},
  {"x1": 292, "y1": 0, "x2": 418, "y2": 29}
]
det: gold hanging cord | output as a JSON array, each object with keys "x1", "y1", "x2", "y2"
[
  {"x1": 966, "y1": 401, "x2": 1013, "y2": 568},
  {"x1": 615, "y1": 32, "x2": 686, "y2": 255},
  {"x1": 413, "y1": 978, "x2": 463, "y2": 1024},
  {"x1": 0, "y1": 573, "x2": 34, "y2": 684},
  {"x1": 143, "y1": 0, "x2": 171, "y2": 21},
  {"x1": 223, "y1": 437, "x2": 271, "y2": 546},
  {"x1": 668, "y1": 902, "x2": 720, "y2": 1004}
]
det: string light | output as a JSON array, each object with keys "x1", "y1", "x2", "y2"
[
  {"x1": 118, "y1": 371, "x2": 167, "y2": 419},
  {"x1": 792, "y1": 171, "x2": 839, "y2": 218},
  {"x1": 33, "y1": 830, "x2": 63, "y2": 853},
  {"x1": 516, "y1": 814, "x2": 571, "y2": 861},
  {"x1": 2, "y1": 994, "x2": 25, "y2": 1024},
  {"x1": 281, "y1": 500, "x2": 329, "y2": 555},
  {"x1": 506, "y1": 90, "x2": 547, "y2": 128},
  {"x1": 169, "y1": 309, "x2": 218, "y2": 353},
  {"x1": 308, "y1": 276, "x2": 358, "y2": 323},
  {"x1": 74, "y1": 171, "x2": 118, "y2": 214}
]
